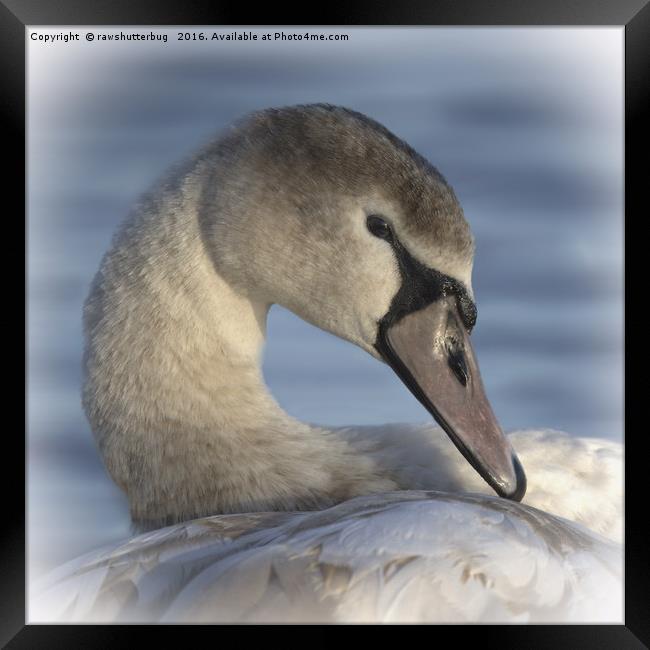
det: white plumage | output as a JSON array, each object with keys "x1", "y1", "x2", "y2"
[{"x1": 32, "y1": 428, "x2": 622, "y2": 623}]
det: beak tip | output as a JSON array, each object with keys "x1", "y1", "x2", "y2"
[{"x1": 502, "y1": 454, "x2": 527, "y2": 502}]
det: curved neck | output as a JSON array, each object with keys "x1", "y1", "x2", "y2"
[
  {"x1": 84, "y1": 171, "x2": 467, "y2": 528},
  {"x1": 84, "y1": 177, "x2": 327, "y2": 525}
]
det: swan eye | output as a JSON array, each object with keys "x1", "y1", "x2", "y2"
[{"x1": 367, "y1": 215, "x2": 393, "y2": 241}]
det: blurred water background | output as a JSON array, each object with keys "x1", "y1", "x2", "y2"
[{"x1": 27, "y1": 28, "x2": 623, "y2": 580}]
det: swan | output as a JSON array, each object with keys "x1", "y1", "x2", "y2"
[{"x1": 32, "y1": 104, "x2": 622, "y2": 623}]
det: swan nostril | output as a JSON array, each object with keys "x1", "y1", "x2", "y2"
[{"x1": 445, "y1": 337, "x2": 469, "y2": 387}]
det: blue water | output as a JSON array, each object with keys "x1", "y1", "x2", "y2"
[{"x1": 27, "y1": 28, "x2": 623, "y2": 576}]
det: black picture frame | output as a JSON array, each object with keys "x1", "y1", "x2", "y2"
[{"x1": 6, "y1": 0, "x2": 648, "y2": 645}]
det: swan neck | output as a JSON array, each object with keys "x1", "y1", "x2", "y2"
[{"x1": 83, "y1": 176, "x2": 293, "y2": 443}]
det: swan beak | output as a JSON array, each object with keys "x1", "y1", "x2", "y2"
[{"x1": 376, "y1": 297, "x2": 527, "y2": 502}]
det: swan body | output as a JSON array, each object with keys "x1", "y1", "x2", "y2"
[
  {"x1": 39, "y1": 104, "x2": 623, "y2": 622},
  {"x1": 32, "y1": 429, "x2": 622, "y2": 623}
]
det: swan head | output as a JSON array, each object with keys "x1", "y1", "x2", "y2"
[{"x1": 200, "y1": 104, "x2": 526, "y2": 501}]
